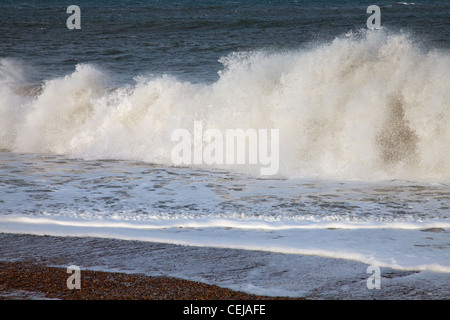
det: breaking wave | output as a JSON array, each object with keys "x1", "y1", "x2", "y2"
[{"x1": 1, "y1": 29, "x2": 449, "y2": 180}]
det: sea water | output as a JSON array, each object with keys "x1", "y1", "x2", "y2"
[{"x1": 0, "y1": 0, "x2": 449, "y2": 294}]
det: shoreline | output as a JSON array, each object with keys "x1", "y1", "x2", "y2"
[
  {"x1": 0, "y1": 233, "x2": 449, "y2": 300},
  {"x1": 0, "y1": 260, "x2": 293, "y2": 300}
]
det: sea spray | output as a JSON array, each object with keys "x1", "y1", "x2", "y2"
[{"x1": 1, "y1": 30, "x2": 449, "y2": 181}]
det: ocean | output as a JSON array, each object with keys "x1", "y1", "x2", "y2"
[{"x1": 0, "y1": 0, "x2": 449, "y2": 298}]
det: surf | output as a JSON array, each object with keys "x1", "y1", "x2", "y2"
[{"x1": 1, "y1": 29, "x2": 449, "y2": 181}]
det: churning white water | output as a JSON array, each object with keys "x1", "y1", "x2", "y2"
[{"x1": 1, "y1": 30, "x2": 449, "y2": 181}]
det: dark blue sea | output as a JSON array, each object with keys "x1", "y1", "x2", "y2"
[{"x1": 1, "y1": 0, "x2": 449, "y2": 84}]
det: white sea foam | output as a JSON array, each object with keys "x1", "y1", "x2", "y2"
[
  {"x1": 1, "y1": 30, "x2": 449, "y2": 181},
  {"x1": 2, "y1": 215, "x2": 449, "y2": 230}
]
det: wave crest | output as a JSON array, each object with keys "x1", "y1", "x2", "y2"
[{"x1": 1, "y1": 30, "x2": 449, "y2": 181}]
